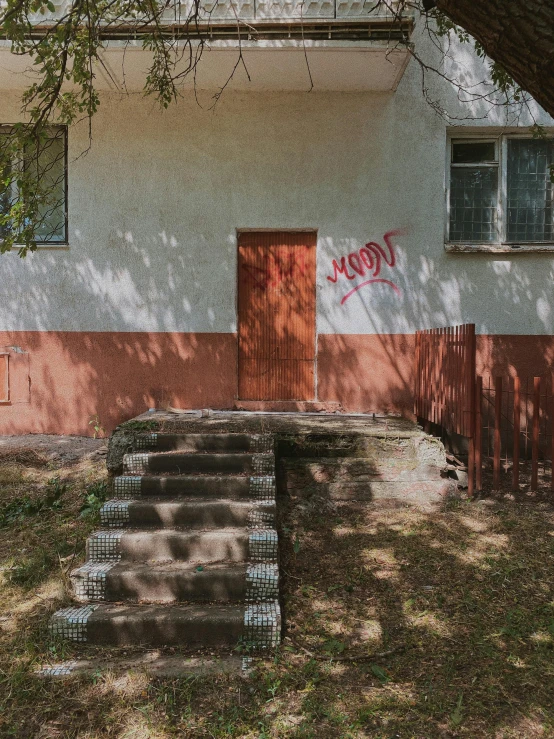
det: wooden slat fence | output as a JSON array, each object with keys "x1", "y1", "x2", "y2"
[
  {"x1": 415, "y1": 324, "x2": 554, "y2": 494},
  {"x1": 415, "y1": 324, "x2": 476, "y2": 495},
  {"x1": 478, "y1": 375, "x2": 554, "y2": 492}
]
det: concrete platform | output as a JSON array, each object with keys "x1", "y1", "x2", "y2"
[{"x1": 119, "y1": 409, "x2": 417, "y2": 437}]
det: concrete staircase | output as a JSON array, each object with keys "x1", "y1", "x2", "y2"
[
  {"x1": 51, "y1": 433, "x2": 280, "y2": 650},
  {"x1": 49, "y1": 413, "x2": 453, "y2": 663}
]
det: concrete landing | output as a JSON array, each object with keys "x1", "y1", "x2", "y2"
[{"x1": 119, "y1": 409, "x2": 417, "y2": 436}]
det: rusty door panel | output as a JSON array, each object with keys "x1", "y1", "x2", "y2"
[{"x1": 238, "y1": 231, "x2": 316, "y2": 401}]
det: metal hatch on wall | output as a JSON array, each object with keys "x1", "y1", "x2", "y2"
[{"x1": 237, "y1": 230, "x2": 317, "y2": 401}]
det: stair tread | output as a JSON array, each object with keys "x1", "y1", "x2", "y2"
[
  {"x1": 138, "y1": 433, "x2": 264, "y2": 442},
  {"x1": 91, "y1": 603, "x2": 245, "y2": 618},
  {"x1": 129, "y1": 452, "x2": 256, "y2": 458},
  {"x1": 114, "y1": 474, "x2": 257, "y2": 483},
  {"x1": 92, "y1": 527, "x2": 255, "y2": 536},
  {"x1": 76, "y1": 561, "x2": 250, "y2": 574},
  {"x1": 114, "y1": 498, "x2": 264, "y2": 506},
  {"x1": 120, "y1": 470, "x2": 251, "y2": 482}
]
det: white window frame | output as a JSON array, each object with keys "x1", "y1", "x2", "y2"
[{"x1": 445, "y1": 131, "x2": 554, "y2": 253}]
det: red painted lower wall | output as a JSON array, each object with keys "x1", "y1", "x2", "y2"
[
  {"x1": 0, "y1": 331, "x2": 552, "y2": 436},
  {"x1": 0, "y1": 331, "x2": 237, "y2": 436},
  {"x1": 318, "y1": 334, "x2": 554, "y2": 418}
]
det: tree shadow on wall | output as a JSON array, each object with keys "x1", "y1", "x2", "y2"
[{"x1": 1, "y1": 205, "x2": 554, "y2": 434}]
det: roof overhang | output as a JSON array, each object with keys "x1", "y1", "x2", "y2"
[{"x1": 0, "y1": 35, "x2": 412, "y2": 93}]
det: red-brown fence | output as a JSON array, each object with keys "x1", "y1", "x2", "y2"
[
  {"x1": 415, "y1": 324, "x2": 554, "y2": 495},
  {"x1": 415, "y1": 324, "x2": 476, "y2": 495},
  {"x1": 478, "y1": 375, "x2": 554, "y2": 492}
]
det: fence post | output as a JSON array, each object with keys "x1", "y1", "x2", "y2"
[
  {"x1": 466, "y1": 325, "x2": 476, "y2": 497},
  {"x1": 414, "y1": 331, "x2": 420, "y2": 420},
  {"x1": 475, "y1": 376, "x2": 482, "y2": 492},
  {"x1": 494, "y1": 376, "x2": 502, "y2": 489},
  {"x1": 531, "y1": 376, "x2": 541, "y2": 491},
  {"x1": 551, "y1": 373, "x2": 554, "y2": 493},
  {"x1": 513, "y1": 376, "x2": 520, "y2": 492}
]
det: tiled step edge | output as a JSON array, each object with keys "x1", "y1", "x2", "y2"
[
  {"x1": 50, "y1": 602, "x2": 281, "y2": 648},
  {"x1": 134, "y1": 433, "x2": 274, "y2": 454},
  {"x1": 99, "y1": 498, "x2": 276, "y2": 528},
  {"x1": 112, "y1": 474, "x2": 276, "y2": 500},
  {"x1": 122, "y1": 452, "x2": 275, "y2": 476},
  {"x1": 84, "y1": 528, "x2": 278, "y2": 563},
  {"x1": 70, "y1": 562, "x2": 279, "y2": 603}
]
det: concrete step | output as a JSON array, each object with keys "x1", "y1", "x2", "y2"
[
  {"x1": 52, "y1": 604, "x2": 244, "y2": 647},
  {"x1": 292, "y1": 479, "x2": 456, "y2": 503},
  {"x1": 86, "y1": 528, "x2": 278, "y2": 564},
  {"x1": 72, "y1": 561, "x2": 279, "y2": 603},
  {"x1": 282, "y1": 457, "x2": 443, "y2": 486},
  {"x1": 136, "y1": 433, "x2": 272, "y2": 454},
  {"x1": 101, "y1": 498, "x2": 276, "y2": 529},
  {"x1": 87, "y1": 528, "x2": 249, "y2": 564},
  {"x1": 51, "y1": 602, "x2": 281, "y2": 647},
  {"x1": 122, "y1": 452, "x2": 275, "y2": 476},
  {"x1": 113, "y1": 475, "x2": 256, "y2": 499},
  {"x1": 73, "y1": 562, "x2": 248, "y2": 604}
]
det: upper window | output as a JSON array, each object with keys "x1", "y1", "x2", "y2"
[
  {"x1": 447, "y1": 135, "x2": 554, "y2": 250},
  {"x1": 0, "y1": 126, "x2": 67, "y2": 246}
]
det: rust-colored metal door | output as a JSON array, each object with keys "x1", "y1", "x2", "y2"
[{"x1": 238, "y1": 231, "x2": 316, "y2": 401}]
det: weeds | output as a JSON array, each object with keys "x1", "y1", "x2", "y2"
[
  {"x1": 79, "y1": 480, "x2": 108, "y2": 519},
  {"x1": 0, "y1": 476, "x2": 66, "y2": 527},
  {"x1": 121, "y1": 420, "x2": 158, "y2": 431},
  {"x1": 6, "y1": 547, "x2": 57, "y2": 587},
  {"x1": 1, "y1": 439, "x2": 554, "y2": 737},
  {"x1": 88, "y1": 414, "x2": 106, "y2": 439}
]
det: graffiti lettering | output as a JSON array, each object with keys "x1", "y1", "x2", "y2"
[{"x1": 327, "y1": 229, "x2": 404, "y2": 304}]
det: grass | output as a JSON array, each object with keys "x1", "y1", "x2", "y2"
[{"x1": 1, "y1": 447, "x2": 554, "y2": 737}]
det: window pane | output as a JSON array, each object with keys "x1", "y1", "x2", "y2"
[
  {"x1": 24, "y1": 131, "x2": 66, "y2": 242},
  {"x1": 449, "y1": 167, "x2": 498, "y2": 242},
  {"x1": 0, "y1": 134, "x2": 12, "y2": 240},
  {"x1": 452, "y1": 141, "x2": 496, "y2": 164},
  {"x1": 507, "y1": 139, "x2": 554, "y2": 242}
]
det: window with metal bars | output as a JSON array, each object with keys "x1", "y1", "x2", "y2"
[
  {"x1": 0, "y1": 126, "x2": 67, "y2": 245},
  {"x1": 446, "y1": 135, "x2": 554, "y2": 249}
]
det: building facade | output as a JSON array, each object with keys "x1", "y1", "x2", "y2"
[{"x1": 0, "y1": 6, "x2": 553, "y2": 435}]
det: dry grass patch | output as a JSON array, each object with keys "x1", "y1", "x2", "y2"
[{"x1": 1, "y1": 439, "x2": 554, "y2": 737}]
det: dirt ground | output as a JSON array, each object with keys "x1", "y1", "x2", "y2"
[
  {"x1": 0, "y1": 434, "x2": 553, "y2": 738},
  {"x1": 0, "y1": 434, "x2": 106, "y2": 465}
]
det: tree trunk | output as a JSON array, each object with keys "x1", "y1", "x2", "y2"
[{"x1": 436, "y1": 0, "x2": 554, "y2": 118}]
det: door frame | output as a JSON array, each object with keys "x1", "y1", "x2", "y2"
[{"x1": 234, "y1": 228, "x2": 318, "y2": 402}]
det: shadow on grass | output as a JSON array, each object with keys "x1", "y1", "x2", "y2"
[{"x1": 1, "y1": 470, "x2": 554, "y2": 737}]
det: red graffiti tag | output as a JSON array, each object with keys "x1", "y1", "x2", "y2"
[
  {"x1": 327, "y1": 230, "x2": 403, "y2": 304},
  {"x1": 340, "y1": 279, "x2": 401, "y2": 305}
]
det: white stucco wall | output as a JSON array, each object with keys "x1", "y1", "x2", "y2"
[{"x1": 0, "y1": 35, "x2": 553, "y2": 338}]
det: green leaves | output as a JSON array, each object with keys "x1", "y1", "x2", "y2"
[
  {"x1": 0, "y1": 0, "x2": 201, "y2": 252},
  {"x1": 369, "y1": 663, "x2": 391, "y2": 684},
  {"x1": 79, "y1": 480, "x2": 108, "y2": 518},
  {"x1": 450, "y1": 692, "x2": 464, "y2": 727},
  {"x1": 0, "y1": 125, "x2": 66, "y2": 255}
]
